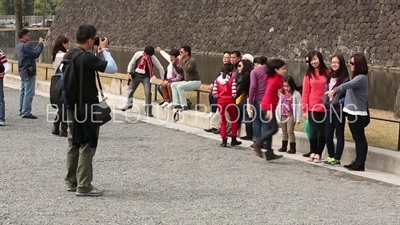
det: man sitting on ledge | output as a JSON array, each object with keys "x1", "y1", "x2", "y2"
[
  {"x1": 168, "y1": 46, "x2": 201, "y2": 110},
  {"x1": 121, "y1": 46, "x2": 164, "y2": 117}
]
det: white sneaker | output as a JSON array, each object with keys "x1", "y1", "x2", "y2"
[
  {"x1": 166, "y1": 103, "x2": 174, "y2": 109},
  {"x1": 208, "y1": 112, "x2": 215, "y2": 118},
  {"x1": 161, "y1": 102, "x2": 169, "y2": 108},
  {"x1": 0, "y1": 121, "x2": 5, "y2": 126}
]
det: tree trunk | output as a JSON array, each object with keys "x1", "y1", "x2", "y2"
[
  {"x1": 394, "y1": 83, "x2": 400, "y2": 118},
  {"x1": 13, "y1": 0, "x2": 23, "y2": 60}
]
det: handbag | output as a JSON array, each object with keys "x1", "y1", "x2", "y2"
[
  {"x1": 26, "y1": 65, "x2": 36, "y2": 76},
  {"x1": 78, "y1": 62, "x2": 112, "y2": 126}
]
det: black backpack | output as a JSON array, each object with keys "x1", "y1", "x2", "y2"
[{"x1": 49, "y1": 49, "x2": 84, "y2": 109}]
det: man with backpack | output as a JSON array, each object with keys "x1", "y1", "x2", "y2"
[
  {"x1": 120, "y1": 46, "x2": 164, "y2": 117},
  {"x1": 16, "y1": 29, "x2": 44, "y2": 119},
  {"x1": 63, "y1": 25, "x2": 117, "y2": 197}
]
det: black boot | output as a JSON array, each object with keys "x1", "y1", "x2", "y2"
[
  {"x1": 145, "y1": 105, "x2": 154, "y2": 117},
  {"x1": 240, "y1": 124, "x2": 253, "y2": 140},
  {"x1": 52, "y1": 123, "x2": 60, "y2": 136},
  {"x1": 231, "y1": 137, "x2": 242, "y2": 146},
  {"x1": 278, "y1": 140, "x2": 288, "y2": 152},
  {"x1": 287, "y1": 142, "x2": 296, "y2": 154},
  {"x1": 265, "y1": 149, "x2": 283, "y2": 161},
  {"x1": 220, "y1": 138, "x2": 228, "y2": 147},
  {"x1": 59, "y1": 122, "x2": 68, "y2": 137}
]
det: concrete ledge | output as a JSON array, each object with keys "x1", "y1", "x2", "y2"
[{"x1": 4, "y1": 73, "x2": 400, "y2": 177}]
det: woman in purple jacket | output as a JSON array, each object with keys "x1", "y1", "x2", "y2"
[{"x1": 247, "y1": 57, "x2": 268, "y2": 146}]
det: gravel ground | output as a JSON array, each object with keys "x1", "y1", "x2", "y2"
[{"x1": 0, "y1": 87, "x2": 399, "y2": 225}]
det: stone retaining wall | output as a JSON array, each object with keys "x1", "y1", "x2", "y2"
[
  {"x1": 0, "y1": 29, "x2": 48, "y2": 42},
  {"x1": 47, "y1": 0, "x2": 400, "y2": 67}
]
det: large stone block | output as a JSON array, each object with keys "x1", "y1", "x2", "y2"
[{"x1": 46, "y1": 0, "x2": 400, "y2": 68}]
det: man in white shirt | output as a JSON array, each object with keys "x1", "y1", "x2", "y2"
[{"x1": 121, "y1": 46, "x2": 164, "y2": 117}]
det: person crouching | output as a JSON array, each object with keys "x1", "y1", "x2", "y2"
[{"x1": 212, "y1": 66, "x2": 242, "y2": 147}]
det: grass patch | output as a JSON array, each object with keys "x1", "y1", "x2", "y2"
[{"x1": 7, "y1": 60, "x2": 400, "y2": 151}]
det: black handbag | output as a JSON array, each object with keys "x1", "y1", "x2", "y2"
[{"x1": 78, "y1": 64, "x2": 112, "y2": 126}]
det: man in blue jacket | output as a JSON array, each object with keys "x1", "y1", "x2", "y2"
[{"x1": 16, "y1": 29, "x2": 44, "y2": 119}]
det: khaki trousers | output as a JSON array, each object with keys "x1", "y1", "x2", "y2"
[
  {"x1": 281, "y1": 115, "x2": 295, "y2": 142},
  {"x1": 65, "y1": 109, "x2": 99, "y2": 193}
]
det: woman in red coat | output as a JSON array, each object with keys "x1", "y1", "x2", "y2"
[{"x1": 253, "y1": 59, "x2": 287, "y2": 160}]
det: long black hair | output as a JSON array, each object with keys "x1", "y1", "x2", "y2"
[
  {"x1": 305, "y1": 51, "x2": 328, "y2": 79},
  {"x1": 240, "y1": 59, "x2": 253, "y2": 74},
  {"x1": 266, "y1": 59, "x2": 286, "y2": 77},
  {"x1": 52, "y1": 36, "x2": 68, "y2": 62},
  {"x1": 330, "y1": 54, "x2": 349, "y2": 85},
  {"x1": 284, "y1": 76, "x2": 297, "y2": 92}
]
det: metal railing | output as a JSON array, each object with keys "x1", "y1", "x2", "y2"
[{"x1": 8, "y1": 62, "x2": 400, "y2": 151}]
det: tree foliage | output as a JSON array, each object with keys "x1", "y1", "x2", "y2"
[{"x1": 33, "y1": 0, "x2": 60, "y2": 16}]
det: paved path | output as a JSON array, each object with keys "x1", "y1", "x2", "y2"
[{"x1": 0, "y1": 87, "x2": 399, "y2": 225}]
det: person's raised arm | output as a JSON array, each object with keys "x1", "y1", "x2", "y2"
[
  {"x1": 151, "y1": 55, "x2": 165, "y2": 77},
  {"x1": 23, "y1": 40, "x2": 43, "y2": 59}
]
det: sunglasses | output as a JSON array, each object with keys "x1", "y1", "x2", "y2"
[
  {"x1": 237, "y1": 65, "x2": 242, "y2": 68},
  {"x1": 349, "y1": 62, "x2": 355, "y2": 66},
  {"x1": 305, "y1": 60, "x2": 309, "y2": 63}
]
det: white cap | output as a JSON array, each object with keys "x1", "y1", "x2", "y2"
[{"x1": 242, "y1": 54, "x2": 254, "y2": 63}]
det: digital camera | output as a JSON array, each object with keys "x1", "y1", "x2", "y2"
[{"x1": 94, "y1": 37, "x2": 110, "y2": 46}]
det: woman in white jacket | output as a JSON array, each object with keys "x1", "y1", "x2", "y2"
[
  {"x1": 0, "y1": 49, "x2": 11, "y2": 126},
  {"x1": 51, "y1": 36, "x2": 69, "y2": 136},
  {"x1": 275, "y1": 76, "x2": 302, "y2": 153}
]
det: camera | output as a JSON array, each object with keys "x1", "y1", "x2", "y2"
[{"x1": 94, "y1": 36, "x2": 110, "y2": 46}]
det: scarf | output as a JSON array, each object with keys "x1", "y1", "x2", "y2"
[{"x1": 135, "y1": 52, "x2": 155, "y2": 82}]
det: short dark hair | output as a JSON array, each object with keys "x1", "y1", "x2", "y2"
[
  {"x1": 351, "y1": 53, "x2": 368, "y2": 77},
  {"x1": 181, "y1": 45, "x2": 191, "y2": 56},
  {"x1": 76, "y1": 25, "x2": 97, "y2": 44},
  {"x1": 18, "y1": 29, "x2": 30, "y2": 39},
  {"x1": 168, "y1": 49, "x2": 180, "y2": 57},
  {"x1": 144, "y1": 46, "x2": 155, "y2": 56},
  {"x1": 231, "y1": 50, "x2": 241, "y2": 58},
  {"x1": 223, "y1": 51, "x2": 231, "y2": 55},
  {"x1": 254, "y1": 56, "x2": 267, "y2": 65}
]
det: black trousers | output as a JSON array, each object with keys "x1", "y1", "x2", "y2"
[
  {"x1": 308, "y1": 111, "x2": 326, "y2": 155},
  {"x1": 54, "y1": 104, "x2": 67, "y2": 131},
  {"x1": 347, "y1": 114, "x2": 368, "y2": 165}
]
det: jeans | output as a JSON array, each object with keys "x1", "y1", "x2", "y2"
[
  {"x1": 208, "y1": 92, "x2": 218, "y2": 113},
  {"x1": 126, "y1": 76, "x2": 151, "y2": 106},
  {"x1": 308, "y1": 111, "x2": 326, "y2": 155},
  {"x1": 252, "y1": 101, "x2": 268, "y2": 140},
  {"x1": 0, "y1": 79, "x2": 5, "y2": 122},
  {"x1": 258, "y1": 111, "x2": 279, "y2": 150},
  {"x1": 325, "y1": 110, "x2": 345, "y2": 160},
  {"x1": 171, "y1": 80, "x2": 201, "y2": 106},
  {"x1": 157, "y1": 84, "x2": 163, "y2": 98},
  {"x1": 347, "y1": 114, "x2": 368, "y2": 165},
  {"x1": 19, "y1": 75, "x2": 36, "y2": 116}
]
